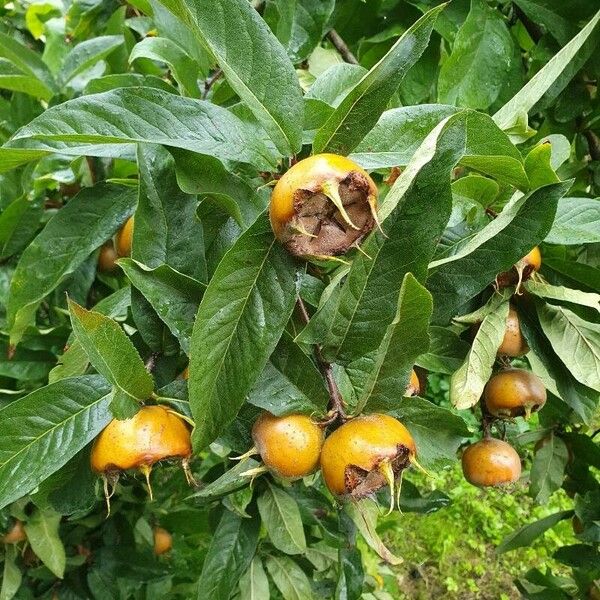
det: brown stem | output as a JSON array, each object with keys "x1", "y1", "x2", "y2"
[
  {"x1": 583, "y1": 129, "x2": 600, "y2": 161},
  {"x1": 203, "y1": 68, "x2": 223, "y2": 99},
  {"x1": 145, "y1": 352, "x2": 159, "y2": 373},
  {"x1": 296, "y1": 298, "x2": 347, "y2": 423},
  {"x1": 513, "y1": 4, "x2": 543, "y2": 43},
  {"x1": 327, "y1": 29, "x2": 358, "y2": 65}
]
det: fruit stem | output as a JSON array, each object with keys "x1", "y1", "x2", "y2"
[{"x1": 296, "y1": 298, "x2": 347, "y2": 424}]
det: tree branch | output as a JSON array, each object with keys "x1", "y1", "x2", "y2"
[
  {"x1": 584, "y1": 129, "x2": 600, "y2": 162},
  {"x1": 203, "y1": 68, "x2": 223, "y2": 99},
  {"x1": 327, "y1": 29, "x2": 358, "y2": 65},
  {"x1": 513, "y1": 3, "x2": 543, "y2": 44}
]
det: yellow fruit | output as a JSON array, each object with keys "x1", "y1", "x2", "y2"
[
  {"x1": 2, "y1": 520, "x2": 26, "y2": 544},
  {"x1": 461, "y1": 438, "x2": 521, "y2": 487},
  {"x1": 153, "y1": 527, "x2": 173, "y2": 555},
  {"x1": 484, "y1": 368, "x2": 546, "y2": 419},
  {"x1": 406, "y1": 369, "x2": 420, "y2": 396},
  {"x1": 115, "y1": 217, "x2": 134, "y2": 257},
  {"x1": 97, "y1": 242, "x2": 118, "y2": 272}
]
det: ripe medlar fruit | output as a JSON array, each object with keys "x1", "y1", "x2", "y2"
[
  {"x1": 484, "y1": 368, "x2": 546, "y2": 419},
  {"x1": 497, "y1": 246, "x2": 541, "y2": 288},
  {"x1": 497, "y1": 306, "x2": 529, "y2": 357},
  {"x1": 153, "y1": 527, "x2": 173, "y2": 555},
  {"x1": 116, "y1": 216, "x2": 134, "y2": 257},
  {"x1": 461, "y1": 438, "x2": 521, "y2": 487}
]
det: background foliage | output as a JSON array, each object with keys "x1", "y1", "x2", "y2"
[{"x1": 0, "y1": 0, "x2": 599, "y2": 598}]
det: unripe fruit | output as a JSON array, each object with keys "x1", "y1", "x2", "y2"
[
  {"x1": 269, "y1": 154, "x2": 378, "y2": 259},
  {"x1": 252, "y1": 412, "x2": 323, "y2": 479},
  {"x1": 91, "y1": 405, "x2": 192, "y2": 473},
  {"x1": 2, "y1": 520, "x2": 26, "y2": 544},
  {"x1": 461, "y1": 438, "x2": 521, "y2": 487},
  {"x1": 97, "y1": 242, "x2": 118, "y2": 272},
  {"x1": 153, "y1": 527, "x2": 173, "y2": 555},
  {"x1": 406, "y1": 369, "x2": 420, "y2": 396},
  {"x1": 320, "y1": 414, "x2": 416, "y2": 499},
  {"x1": 484, "y1": 368, "x2": 546, "y2": 419},
  {"x1": 497, "y1": 246, "x2": 541, "y2": 288},
  {"x1": 497, "y1": 306, "x2": 528, "y2": 357},
  {"x1": 115, "y1": 217, "x2": 134, "y2": 257}
]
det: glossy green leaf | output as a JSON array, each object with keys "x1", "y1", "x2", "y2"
[
  {"x1": 6, "y1": 87, "x2": 274, "y2": 169},
  {"x1": 536, "y1": 301, "x2": 600, "y2": 392},
  {"x1": 239, "y1": 556, "x2": 270, "y2": 600},
  {"x1": 0, "y1": 147, "x2": 49, "y2": 174},
  {"x1": 247, "y1": 332, "x2": 328, "y2": 416},
  {"x1": 196, "y1": 509, "x2": 260, "y2": 600},
  {"x1": 119, "y1": 259, "x2": 205, "y2": 355},
  {"x1": 0, "y1": 375, "x2": 112, "y2": 509},
  {"x1": 416, "y1": 326, "x2": 470, "y2": 374},
  {"x1": 523, "y1": 142, "x2": 560, "y2": 189},
  {"x1": 155, "y1": 0, "x2": 303, "y2": 155},
  {"x1": 190, "y1": 458, "x2": 260, "y2": 501},
  {"x1": 428, "y1": 181, "x2": 570, "y2": 324},
  {"x1": 59, "y1": 35, "x2": 124, "y2": 85},
  {"x1": 7, "y1": 183, "x2": 136, "y2": 346},
  {"x1": 68, "y1": 299, "x2": 154, "y2": 407},
  {"x1": 305, "y1": 63, "x2": 367, "y2": 108},
  {"x1": 545, "y1": 197, "x2": 600, "y2": 245},
  {"x1": 313, "y1": 4, "x2": 445, "y2": 155},
  {"x1": 0, "y1": 59, "x2": 53, "y2": 100},
  {"x1": 356, "y1": 274, "x2": 433, "y2": 413},
  {"x1": 0, "y1": 340, "x2": 54, "y2": 381},
  {"x1": 0, "y1": 196, "x2": 43, "y2": 260},
  {"x1": 530, "y1": 433, "x2": 569, "y2": 504},
  {"x1": 189, "y1": 213, "x2": 300, "y2": 450},
  {"x1": 524, "y1": 281, "x2": 600, "y2": 312},
  {"x1": 264, "y1": 555, "x2": 313, "y2": 600},
  {"x1": 24, "y1": 508, "x2": 65, "y2": 578},
  {"x1": 257, "y1": 482, "x2": 307, "y2": 555},
  {"x1": 450, "y1": 297, "x2": 509, "y2": 410},
  {"x1": 497, "y1": 510, "x2": 573, "y2": 554},
  {"x1": 438, "y1": 0, "x2": 515, "y2": 109}
]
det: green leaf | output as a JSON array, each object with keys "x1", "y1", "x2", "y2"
[
  {"x1": 68, "y1": 299, "x2": 154, "y2": 408},
  {"x1": 119, "y1": 260, "x2": 204, "y2": 355},
  {"x1": 416, "y1": 326, "x2": 470, "y2": 374},
  {"x1": 438, "y1": 0, "x2": 516, "y2": 110},
  {"x1": 450, "y1": 297, "x2": 509, "y2": 410},
  {"x1": 0, "y1": 59, "x2": 54, "y2": 100},
  {"x1": 7, "y1": 183, "x2": 136, "y2": 347},
  {"x1": 257, "y1": 482, "x2": 307, "y2": 555},
  {"x1": 536, "y1": 301, "x2": 600, "y2": 392},
  {"x1": 305, "y1": 63, "x2": 367, "y2": 107},
  {"x1": 524, "y1": 280, "x2": 600, "y2": 312},
  {"x1": 313, "y1": 4, "x2": 445, "y2": 155},
  {"x1": 545, "y1": 258, "x2": 600, "y2": 294},
  {"x1": 135, "y1": 144, "x2": 206, "y2": 279},
  {"x1": 428, "y1": 181, "x2": 570, "y2": 324},
  {"x1": 247, "y1": 332, "x2": 328, "y2": 416},
  {"x1": 530, "y1": 433, "x2": 569, "y2": 504},
  {"x1": 171, "y1": 148, "x2": 266, "y2": 229},
  {"x1": 497, "y1": 510, "x2": 573, "y2": 554},
  {"x1": 523, "y1": 142, "x2": 560, "y2": 189},
  {"x1": 129, "y1": 37, "x2": 201, "y2": 96},
  {"x1": 59, "y1": 35, "x2": 124, "y2": 86},
  {"x1": 493, "y1": 9, "x2": 600, "y2": 132},
  {"x1": 84, "y1": 73, "x2": 179, "y2": 95},
  {"x1": 155, "y1": 0, "x2": 303, "y2": 155},
  {"x1": 0, "y1": 375, "x2": 112, "y2": 509},
  {"x1": 391, "y1": 397, "x2": 471, "y2": 468},
  {"x1": 0, "y1": 147, "x2": 49, "y2": 174},
  {"x1": 0, "y1": 340, "x2": 54, "y2": 381},
  {"x1": 0, "y1": 196, "x2": 43, "y2": 260},
  {"x1": 264, "y1": 555, "x2": 314, "y2": 600},
  {"x1": 6, "y1": 87, "x2": 274, "y2": 169},
  {"x1": 0, "y1": 545, "x2": 21, "y2": 600},
  {"x1": 196, "y1": 509, "x2": 260, "y2": 600},
  {"x1": 239, "y1": 556, "x2": 270, "y2": 600},
  {"x1": 24, "y1": 508, "x2": 65, "y2": 578},
  {"x1": 355, "y1": 274, "x2": 433, "y2": 413},
  {"x1": 545, "y1": 197, "x2": 600, "y2": 245},
  {"x1": 513, "y1": 0, "x2": 580, "y2": 45},
  {"x1": 189, "y1": 213, "x2": 301, "y2": 450},
  {"x1": 190, "y1": 458, "x2": 260, "y2": 502},
  {"x1": 0, "y1": 32, "x2": 56, "y2": 98}
]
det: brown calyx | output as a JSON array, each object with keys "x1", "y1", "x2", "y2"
[
  {"x1": 280, "y1": 171, "x2": 376, "y2": 258},
  {"x1": 343, "y1": 444, "x2": 411, "y2": 499}
]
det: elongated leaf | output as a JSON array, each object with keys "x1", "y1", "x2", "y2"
[
  {"x1": 313, "y1": 5, "x2": 445, "y2": 154},
  {"x1": 257, "y1": 482, "x2": 306, "y2": 555},
  {"x1": 355, "y1": 274, "x2": 432, "y2": 413},
  {"x1": 24, "y1": 508, "x2": 65, "y2": 578},
  {"x1": 545, "y1": 197, "x2": 600, "y2": 245},
  {"x1": 68, "y1": 299, "x2": 154, "y2": 409},
  {"x1": 196, "y1": 509, "x2": 260, "y2": 600},
  {"x1": 0, "y1": 375, "x2": 112, "y2": 509},
  {"x1": 247, "y1": 332, "x2": 328, "y2": 416},
  {"x1": 493, "y1": 9, "x2": 600, "y2": 131},
  {"x1": 129, "y1": 37, "x2": 200, "y2": 96},
  {"x1": 119, "y1": 260, "x2": 204, "y2": 355},
  {"x1": 530, "y1": 433, "x2": 569, "y2": 505},
  {"x1": 239, "y1": 556, "x2": 270, "y2": 600},
  {"x1": 264, "y1": 555, "x2": 313, "y2": 600},
  {"x1": 0, "y1": 195, "x2": 43, "y2": 260},
  {"x1": 6, "y1": 87, "x2": 274, "y2": 169},
  {"x1": 524, "y1": 280, "x2": 600, "y2": 312},
  {"x1": 0, "y1": 545, "x2": 21, "y2": 600},
  {"x1": 135, "y1": 144, "x2": 206, "y2": 279},
  {"x1": 428, "y1": 181, "x2": 570, "y2": 324},
  {"x1": 536, "y1": 301, "x2": 600, "y2": 392},
  {"x1": 451, "y1": 297, "x2": 509, "y2": 410},
  {"x1": 156, "y1": 0, "x2": 303, "y2": 155},
  {"x1": 0, "y1": 59, "x2": 53, "y2": 100},
  {"x1": 497, "y1": 510, "x2": 573, "y2": 554},
  {"x1": 7, "y1": 183, "x2": 136, "y2": 346},
  {"x1": 189, "y1": 213, "x2": 300, "y2": 450},
  {"x1": 59, "y1": 35, "x2": 124, "y2": 85},
  {"x1": 416, "y1": 326, "x2": 470, "y2": 375},
  {"x1": 0, "y1": 148, "x2": 49, "y2": 174},
  {"x1": 190, "y1": 459, "x2": 260, "y2": 501}
]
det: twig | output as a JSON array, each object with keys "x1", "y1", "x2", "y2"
[
  {"x1": 203, "y1": 68, "x2": 223, "y2": 99},
  {"x1": 583, "y1": 129, "x2": 600, "y2": 162},
  {"x1": 513, "y1": 4, "x2": 543, "y2": 44},
  {"x1": 85, "y1": 157, "x2": 96, "y2": 185},
  {"x1": 145, "y1": 352, "x2": 159, "y2": 373},
  {"x1": 296, "y1": 298, "x2": 346, "y2": 423},
  {"x1": 327, "y1": 29, "x2": 358, "y2": 65}
]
